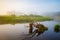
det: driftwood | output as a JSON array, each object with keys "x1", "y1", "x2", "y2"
[{"x1": 27, "y1": 22, "x2": 48, "y2": 40}]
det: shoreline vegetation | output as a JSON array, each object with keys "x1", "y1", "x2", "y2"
[{"x1": 0, "y1": 14, "x2": 53, "y2": 24}]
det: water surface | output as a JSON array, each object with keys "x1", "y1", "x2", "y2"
[{"x1": 0, "y1": 21, "x2": 60, "y2": 40}]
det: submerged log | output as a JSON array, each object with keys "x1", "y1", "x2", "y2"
[
  {"x1": 29, "y1": 22, "x2": 48, "y2": 37},
  {"x1": 36, "y1": 24, "x2": 48, "y2": 31},
  {"x1": 33, "y1": 23, "x2": 48, "y2": 36}
]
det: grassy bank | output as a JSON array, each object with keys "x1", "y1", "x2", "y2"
[{"x1": 0, "y1": 15, "x2": 53, "y2": 24}]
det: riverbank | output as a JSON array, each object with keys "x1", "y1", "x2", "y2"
[{"x1": 0, "y1": 15, "x2": 53, "y2": 24}]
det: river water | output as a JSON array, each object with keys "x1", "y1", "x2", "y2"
[{"x1": 0, "y1": 21, "x2": 60, "y2": 40}]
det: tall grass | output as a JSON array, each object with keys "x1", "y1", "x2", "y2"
[{"x1": 0, "y1": 15, "x2": 53, "y2": 24}]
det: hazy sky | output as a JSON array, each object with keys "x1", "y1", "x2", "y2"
[{"x1": 0, "y1": 0, "x2": 60, "y2": 15}]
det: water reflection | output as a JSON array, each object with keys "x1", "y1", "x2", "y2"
[
  {"x1": 32, "y1": 29, "x2": 48, "y2": 37},
  {"x1": 0, "y1": 21, "x2": 60, "y2": 40}
]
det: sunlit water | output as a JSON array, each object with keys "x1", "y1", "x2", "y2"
[{"x1": 0, "y1": 21, "x2": 60, "y2": 40}]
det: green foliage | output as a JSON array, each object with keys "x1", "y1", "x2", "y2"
[
  {"x1": 54, "y1": 24, "x2": 60, "y2": 32},
  {"x1": 0, "y1": 15, "x2": 53, "y2": 24},
  {"x1": 55, "y1": 24, "x2": 60, "y2": 27}
]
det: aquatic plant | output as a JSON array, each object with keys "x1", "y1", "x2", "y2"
[{"x1": 54, "y1": 24, "x2": 60, "y2": 32}]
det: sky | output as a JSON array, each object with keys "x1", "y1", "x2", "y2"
[{"x1": 0, "y1": 0, "x2": 60, "y2": 15}]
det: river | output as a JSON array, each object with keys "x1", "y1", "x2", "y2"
[{"x1": 0, "y1": 21, "x2": 60, "y2": 40}]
